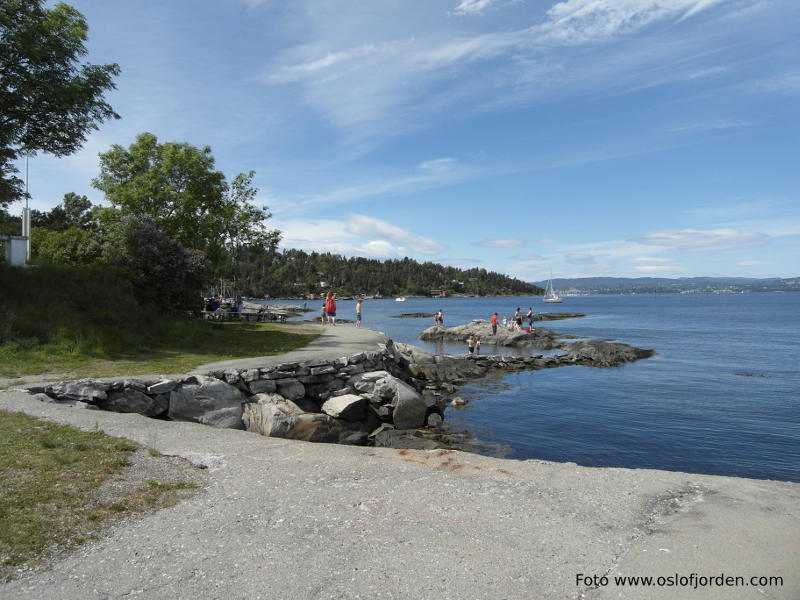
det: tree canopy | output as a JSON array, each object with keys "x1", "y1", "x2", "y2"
[
  {"x1": 0, "y1": 0, "x2": 120, "y2": 207},
  {"x1": 92, "y1": 133, "x2": 279, "y2": 270}
]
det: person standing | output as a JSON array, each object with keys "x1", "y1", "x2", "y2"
[
  {"x1": 515, "y1": 307, "x2": 523, "y2": 331},
  {"x1": 491, "y1": 312, "x2": 498, "y2": 335},
  {"x1": 325, "y1": 291, "x2": 337, "y2": 326},
  {"x1": 475, "y1": 336, "x2": 481, "y2": 354},
  {"x1": 466, "y1": 335, "x2": 475, "y2": 355},
  {"x1": 526, "y1": 306, "x2": 534, "y2": 329},
  {"x1": 355, "y1": 296, "x2": 363, "y2": 328},
  {"x1": 320, "y1": 302, "x2": 327, "y2": 325}
]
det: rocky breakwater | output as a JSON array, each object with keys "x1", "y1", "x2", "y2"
[
  {"x1": 413, "y1": 321, "x2": 655, "y2": 383},
  {"x1": 17, "y1": 341, "x2": 450, "y2": 450}
]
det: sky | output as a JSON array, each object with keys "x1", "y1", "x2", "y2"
[{"x1": 16, "y1": 0, "x2": 800, "y2": 281}]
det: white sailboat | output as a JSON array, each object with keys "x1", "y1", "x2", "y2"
[{"x1": 543, "y1": 273, "x2": 562, "y2": 303}]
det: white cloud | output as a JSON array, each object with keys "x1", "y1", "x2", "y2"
[
  {"x1": 478, "y1": 238, "x2": 527, "y2": 248},
  {"x1": 629, "y1": 256, "x2": 674, "y2": 263},
  {"x1": 565, "y1": 252, "x2": 599, "y2": 265},
  {"x1": 634, "y1": 264, "x2": 679, "y2": 272},
  {"x1": 634, "y1": 228, "x2": 768, "y2": 251},
  {"x1": 452, "y1": 0, "x2": 494, "y2": 16},
  {"x1": 539, "y1": 0, "x2": 725, "y2": 45},
  {"x1": 275, "y1": 215, "x2": 445, "y2": 258},
  {"x1": 418, "y1": 157, "x2": 458, "y2": 172},
  {"x1": 345, "y1": 215, "x2": 446, "y2": 254}
]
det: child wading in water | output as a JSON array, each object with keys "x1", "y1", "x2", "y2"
[{"x1": 355, "y1": 296, "x2": 363, "y2": 328}]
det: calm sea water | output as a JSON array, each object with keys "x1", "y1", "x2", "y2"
[{"x1": 278, "y1": 293, "x2": 800, "y2": 482}]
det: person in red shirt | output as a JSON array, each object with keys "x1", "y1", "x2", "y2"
[
  {"x1": 491, "y1": 312, "x2": 498, "y2": 335},
  {"x1": 325, "y1": 291, "x2": 337, "y2": 326}
]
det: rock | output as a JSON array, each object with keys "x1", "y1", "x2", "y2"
[
  {"x1": 390, "y1": 382, "x2": 428, "y2": 429},
  {"x1": 248, "y1": 379, "x2": 277, "y2": 394},
  {"x1": 101, "y1": 389, "x2": 168, "y2": 417},
  {"x1": 243, "y1": 393, "x2": 358, "y2": 442},
  {"x1": 321, "y1": 394, "x2": 368, "y2": 422},
  {"x1": 276, "y1": 378, "x2": 306, "y2": 401},
  {"x1": 146, "y1": 379, "x2": 178, "y2": 395},
  {"x1": 169, "y1": 375, "x2": 245, "y2": 428},
  {"x1": 32, "y1": 393, "x2": 97, "y2": 409},
  {"x1": 561, "y1": 340, "x2": 655, "y2": 367},
  {"x1": 426, "y1": 413, "x2": 444, "y2": 427},
  {"x1": 340, "y1": 431, "x2": 369, "y2": 446},
  {"x1": 47, "y1": 379, "x2": 109, "y2": 404}
]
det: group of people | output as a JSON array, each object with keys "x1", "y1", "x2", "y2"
[
  {"x1": 466, "y1": 334, "x2": 481, "y2": 355},
  {"x1": 320, "y1": 292, "x2": 363, "y2": 327},
  {"x1": 490, "y1": 307, "x2": 535, "y2": 334}
]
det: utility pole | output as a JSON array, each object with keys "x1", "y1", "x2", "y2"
[{"x1": 21, "y1": 153, "x2": 31, "y2": 263}]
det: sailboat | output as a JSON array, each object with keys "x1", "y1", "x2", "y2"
[{"x1": 543, "y1": 273, "x2": 562, "y2": 303}]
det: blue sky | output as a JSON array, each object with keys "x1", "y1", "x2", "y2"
[{"x1": 18, "y1": 0, "x2": 800, "y2": 280}]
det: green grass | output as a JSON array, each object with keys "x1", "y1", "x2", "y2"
[
  {"x1": 0, "y1": 412, "x2": 202, "y2": 581},
  {"x1": 0, "y1": 321, "x2": 319, "y2": 378},
  {"x1": 0, "y1": 264, "x2": 319, "y2": 378}
]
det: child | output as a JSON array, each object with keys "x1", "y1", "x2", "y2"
[{"x1": 355, "y1": 296, "x2": 363, "y2": 328}]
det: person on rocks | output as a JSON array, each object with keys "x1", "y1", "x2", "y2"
[
  {"x1": 435, "y1": 309, "x2": 444, "y2": 327},
  {"x1": 475, "y1": 336, "x2": 481, "y2": 354},
  {"x1": 515, "y1": 307, "x2": 523, "y2": 331},
  {"x1": 491, "y1": 312, "x2": 498, "y2": 335},
  {"x1": 355, "y1": 296, "x2": 363, "y2": 328},
  {"x1": 325, "y1": 291, "x2": 337, "y2": 326},
  {"x1": 526, "y1": 306, "x2": 534, "y2": 330},
  {"x1": 466, "y1": 335, "x2": 475, "y2": 355}
]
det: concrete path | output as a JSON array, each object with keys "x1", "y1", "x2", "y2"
[
  {"x1": 191, "y1": 324, "x2": 389, "y2": 373},
  {"x1": 1, "y1": 389, "x2": 797, "y2": 600}
]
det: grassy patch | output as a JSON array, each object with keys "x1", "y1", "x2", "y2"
[
  {"x1": 0, "y1": 321, "x2": 318, "y2": 378},
  {"x1": 0, "y1": 412, "x2": 202, "y2": 581},
  {"x1": 0, "y1": 264, "x2": 319, "y2": 378}
]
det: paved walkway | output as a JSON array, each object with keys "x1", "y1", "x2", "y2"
[
  {"x1": 0, "y1": 327, "x2": 798, "y2": 600},
  {"x1": 191, "y1": 324, "x2": 389, "y2": 373}
]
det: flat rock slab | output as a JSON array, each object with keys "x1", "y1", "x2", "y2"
[{"x1": 1, "y1": 390, "x2": 797, "y2": 600}]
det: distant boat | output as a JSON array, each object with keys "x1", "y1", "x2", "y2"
[
  {"x1": 543, "y1": 273, "x2": 562, "y2": 303},
  {"x1": 395, "y1": 296, "x2": 407, "y2": 302}
]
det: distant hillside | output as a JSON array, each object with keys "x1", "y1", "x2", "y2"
[
  {"x1": 235, "y1": 248, "x2": 544, "y2": 297},
  {"x1": 531, "y1": 276, "x2": 799, "y2": 294}
]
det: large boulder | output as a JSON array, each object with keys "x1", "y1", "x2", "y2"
[
  {"x1": 321, "y1": 394, "x2": 368, "y2": 422},
  {"x1": 243, "y1": 393, "x2": 359, "y2": 442},
  {"x1": 562, "y1": 340, "x2": 655, "y2": 367},
  {"x1": 47, "y1": 379, "x2": 109, "y2": 404},
  {"x1": 169, "y1": 375, "x2": 245, "y2": 429},
  {"x1": 100, "y1": 389, "x2": 168, "y2": 418}
]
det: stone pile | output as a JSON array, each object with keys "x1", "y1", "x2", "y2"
[
  {"x1": 21, "y1": 341, "x2": 447, "y2": 448},
  {"x1": 18, "y1": 330, "x2": 654, "y2": 449}
]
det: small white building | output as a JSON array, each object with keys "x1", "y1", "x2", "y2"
[{"x1": 1, "y1": 235, "x2": 29, "y2": 267}]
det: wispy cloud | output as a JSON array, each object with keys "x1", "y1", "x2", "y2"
[
  {"x1": 452, "y1": 0, "x2": 495, "y2": 16},
  {"x1": 633, "y1": 228, "x2": 768, "y2": 251},
  {"x1": 478, "y1": 238, "x2": 527, "y2": 248}
]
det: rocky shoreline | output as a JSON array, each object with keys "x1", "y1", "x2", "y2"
[{"x1": 14, "y1": 320, "x2": 654, "y2": 452}]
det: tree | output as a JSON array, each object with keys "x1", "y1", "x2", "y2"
[
  {"x1": 0, "y1": 1, "x2": 120, "y2": 207},
  {"x1": 92, "y1": 133, "x2": 278, "y2": 270}
]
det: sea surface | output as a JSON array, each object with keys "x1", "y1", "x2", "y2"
[{"x1": 277, "y1": 293, "x2": 800, "y2": 482}]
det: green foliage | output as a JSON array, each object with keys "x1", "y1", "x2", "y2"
[
  {"x1": 0, "y1": 0, "x2": 120, "y2": 207},
  {"x1": 92, "y1": 133, "x2": 277, "y2": 272},
  {"x1": 234, "y1": 248, "x2": 544, "y2": 298},
  {"x1": 104, "y1": 215, "x2": 210, "y2": 312},
  {"x1": 32, "y1": 226, "x2": 104, "y2": 265}
]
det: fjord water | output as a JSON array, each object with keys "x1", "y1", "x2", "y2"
[{"x1": 298, "y1": 293, "x2": 800, "y2": 482}]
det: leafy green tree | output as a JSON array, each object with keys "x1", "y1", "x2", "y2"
[
  {"x1": 32, "y1": 226, "x2": 103, "y2": 265},
  {"x1": 0, "y1": 0, "x2": 120, "y2": 207},
  {"x1": 92, "y1": 133, "x2": 276, "y2": 272}
]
